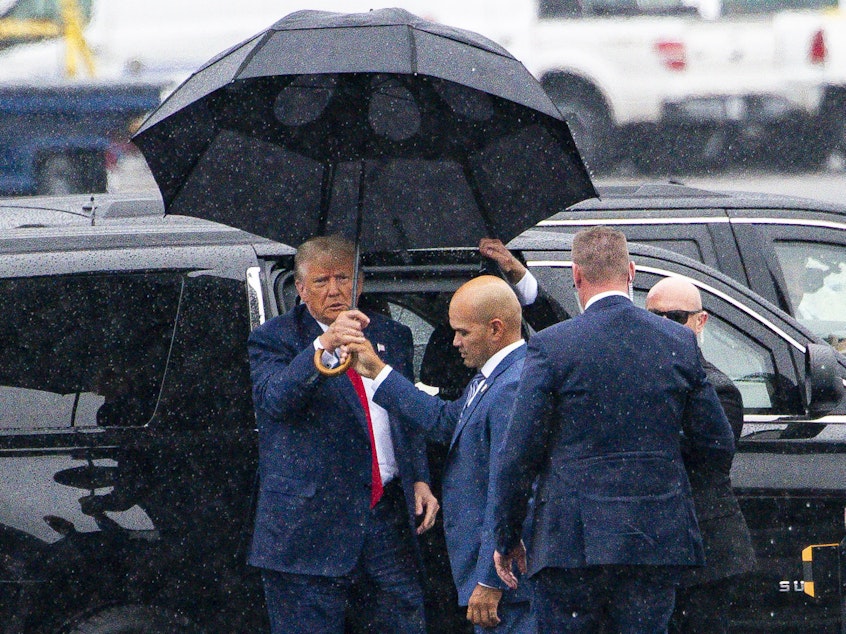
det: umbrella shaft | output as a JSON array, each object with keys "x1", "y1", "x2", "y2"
[{"x1": 351, "y1": 240, "x2": 360, "y2": 310}]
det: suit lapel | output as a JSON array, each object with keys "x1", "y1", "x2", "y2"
[{"x1": 449, "y1": 345, "x2": 525, "y2": 451}]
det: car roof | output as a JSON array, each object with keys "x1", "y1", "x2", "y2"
[
  {"x1": 0, "y1": 193, "x2": 295, "y2": 255},
  {"x1": 558, "y1": 182, "x2": 846, "y2": 216}
]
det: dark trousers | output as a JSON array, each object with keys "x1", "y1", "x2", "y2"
[
  {"x1": 532, "y1": 565, "x2": 680, "y2": 634},
  {"x1": 668, "y1": 578, "x2": 735, "y2": 634},
  {"x1": 262, "y1": 481, "x2": 426, "y2": 634}
]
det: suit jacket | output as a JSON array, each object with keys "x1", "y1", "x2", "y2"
[
  {"x1": 679, "y1": 356, "x2": 756, "y2": 586},
  {"x1": 493, "y1": 295, "x2": 736, "y2": 576},
  {"x1": 247, "y1": 303, "x2": 428, "y2": 576},
  {"x1": 375, "y1": 345, "x2": 530, "y2": 606}
]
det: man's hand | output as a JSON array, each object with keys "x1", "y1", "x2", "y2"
[
  {"x1": 493, "y1": 542, "x2": 527, "y2": 590},
  {"x1": 413, "y1": 481, "x2": 439, "y2": 534},
  {"x1": 319, "y1": 309, "x2": 369, "y2": 352},
  {"x1": 347, "y1": 338, "x2": 387, "y2": 379},
  {"x1": 467, "y1": 584, "x2": 502, "y2": 628},
  {"x1": 479, "y1": 238, "x2": 528, "y2": 285}
]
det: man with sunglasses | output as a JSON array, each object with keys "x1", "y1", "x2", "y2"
[{"x1": 647, "y1": 277, "x2": 756, "y2": 634}]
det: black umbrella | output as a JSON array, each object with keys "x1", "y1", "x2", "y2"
[{"x1": 132, "y1": 8, "x2": 596, "y2": 372}]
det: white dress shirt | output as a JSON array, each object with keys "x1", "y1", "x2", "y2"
[{"x1": 513, "y1": 270, "x2": 538, "y2": 306}]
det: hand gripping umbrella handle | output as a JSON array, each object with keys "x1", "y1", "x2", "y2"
[{"x1": 314, "y1": 349, "x2": 354, "y2": 377}]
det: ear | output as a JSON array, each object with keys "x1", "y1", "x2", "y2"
[
  {"x1": 489, "y1": 318, "x2": 505, "y2": 339},
  {"x1": 294, "y1": 278, "x2": 305, "y2": 298},
  {"x1": 695, "y1": 311, "x2": 709, "y2": 335},
  {"x1": 627, "y1": 261, "x2": 636, "y2": 283},
  {"x1": 572, "y1": 263, "x2": 583, "y2": 288}
]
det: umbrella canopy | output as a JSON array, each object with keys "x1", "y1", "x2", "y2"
[{"x1": 132, "y1": 8, "x2": 596, "y2": 253}]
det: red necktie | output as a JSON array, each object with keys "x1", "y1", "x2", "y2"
[{"x1": 347, "y1": 368, "x2": 383, "y2": 508}]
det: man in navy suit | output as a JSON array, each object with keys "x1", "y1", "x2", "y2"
[
  {"x1": 351, "y1": 275, "x2": 535, "y2": 634},
  {"x1": 248, "y1": 235, "x2": 439, "y2": 634},
  {"x1": 492, "y1": 226, "x2": 736, "y2": 633}
]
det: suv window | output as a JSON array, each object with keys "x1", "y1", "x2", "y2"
[
  {"x1": 630, "y1": 288, "x2": 778, "y2": 411},
  {"x1": 0, "y1": 272, "x2": 181, "y2": 429},
  {"x1": 0, "y1": 271, "x2": 253, "y2": 431},
  {"x1": 155, "y1": 274, "x2": 254, "y2": 430},
  {"x1": 772, "y1": 241, "x2": 846, "y2": 352}
]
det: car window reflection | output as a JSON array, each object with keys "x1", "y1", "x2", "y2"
[{"x1": 773, "y1": 241, "x2": 846, "y2": 353}]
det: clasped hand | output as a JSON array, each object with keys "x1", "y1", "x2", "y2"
[{"x1": 318, "y1": 310, "x2": 369, "y2": 361}]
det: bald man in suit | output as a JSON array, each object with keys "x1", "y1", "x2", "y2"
[{"x1": 352, "y1": 276, "x2": 535, "y2": 634}]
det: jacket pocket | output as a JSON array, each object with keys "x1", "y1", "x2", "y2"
[{"x1": 579, "y1": 489, "x2": 696, "y2": 566}]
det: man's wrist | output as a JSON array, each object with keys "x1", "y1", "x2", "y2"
[
  {"x1": 316, "y1": 333, "x2": 329, "y2": 350},
  {"x1": 372, "y1": 364, "x2": 393, "y2": 390}
]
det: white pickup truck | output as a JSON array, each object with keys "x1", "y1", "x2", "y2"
[
  {"x1": 472, "y1": 0, "x2": 827, "y2": 173},
  {"x1": 774, "y1": 3, "x2": 846, "y2": 167},
  {"x1": 0, "y1": 0, "x2": 826, "y2": 174}
]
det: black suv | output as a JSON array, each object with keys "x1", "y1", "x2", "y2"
[{"x1": 0, "y1": 193, "x2": 844, "y2": 633}]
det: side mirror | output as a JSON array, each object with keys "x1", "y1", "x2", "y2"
[{"x1": 804, "y1": 343, "x2": 846, "y2": 418}]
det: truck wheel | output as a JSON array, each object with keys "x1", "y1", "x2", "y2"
[
  {"x1": 63, "y1": 605, "x2": 200, "y2": 634},
  {"x1": 545, "y1": 82, "x2": 616, "y2": 174}
]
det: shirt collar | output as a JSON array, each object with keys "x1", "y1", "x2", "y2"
[
  {"x1": 584, "y1": 290, "x2": 630, "y2": 311},
  {"x1": 480, "y1": 339, "x2": 525, "y2": 378}
]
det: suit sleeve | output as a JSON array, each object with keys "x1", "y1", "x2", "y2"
[
  {"x1": 248, "y1": 321, "x2": 325, "y2": 422},
  {"x1": 712, "y1": 375, "x2": 744, "y2": 442},
  {"x1": 475, "y1": 381, "x2": 521, "y2": 590},
  {"x1": 493, "y1": 337, "x2": 555, "y2": 553},
  {"x1": 681, "y1": 345, "x2": 736, "y2": 473},
  {"x1": 374, "y1": 368, "x2": 464, "y2": 446},
  {"x1": 393, "y1": 323, "x2": 434, "y2": 484}
]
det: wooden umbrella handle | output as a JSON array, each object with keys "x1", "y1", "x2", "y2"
[{"x1": 314, "y1": 349, "x2": 354, "y2": 377}]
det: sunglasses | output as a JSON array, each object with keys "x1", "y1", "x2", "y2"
[{"x1": 648, "y1": 309, "x2": 702, "y2": 325}]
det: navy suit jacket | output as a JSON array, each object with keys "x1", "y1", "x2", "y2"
[
  {"x1": 375, "y1": 345, "x2": 530, "y2": 606},
  {"x1": 493, "y1": 296, "x2": 735, "y2": 576},
  {"x1": 248, "y1": 303, "x2": 428, "y2": 576}
]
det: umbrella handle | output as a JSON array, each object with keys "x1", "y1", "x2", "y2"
[{"x1": 314, "y1": 349, "x2": 354, "y2": 377}]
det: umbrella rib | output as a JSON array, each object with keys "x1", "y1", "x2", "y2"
[
  {"x1": 406, "y1": 24, "x2": 418, "y2": 75},
  {"x1": 231, "y1": 30, "x2": 275, "y2": 79}
]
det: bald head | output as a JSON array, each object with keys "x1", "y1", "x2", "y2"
[
  {"x1": 646, "y1": 277, "x2": 708, "y2": 336},
  {"x1": 647, "y1": 277, "x2": 702, "y2": 311},
  {"x1": 449, "y1": 275, "x2": 523, "y2": 369}
]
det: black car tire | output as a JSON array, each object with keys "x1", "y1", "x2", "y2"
[{"x1": 63, "y1": 605, "x2": 200, "y2": 634}]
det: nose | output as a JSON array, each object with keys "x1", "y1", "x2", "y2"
[
  {"x1": 453, "y1": 332, "x2": 461, "y2": 348},
  {"x1": 327, "y1": 276, "x2": 342, "y2": 295}
]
